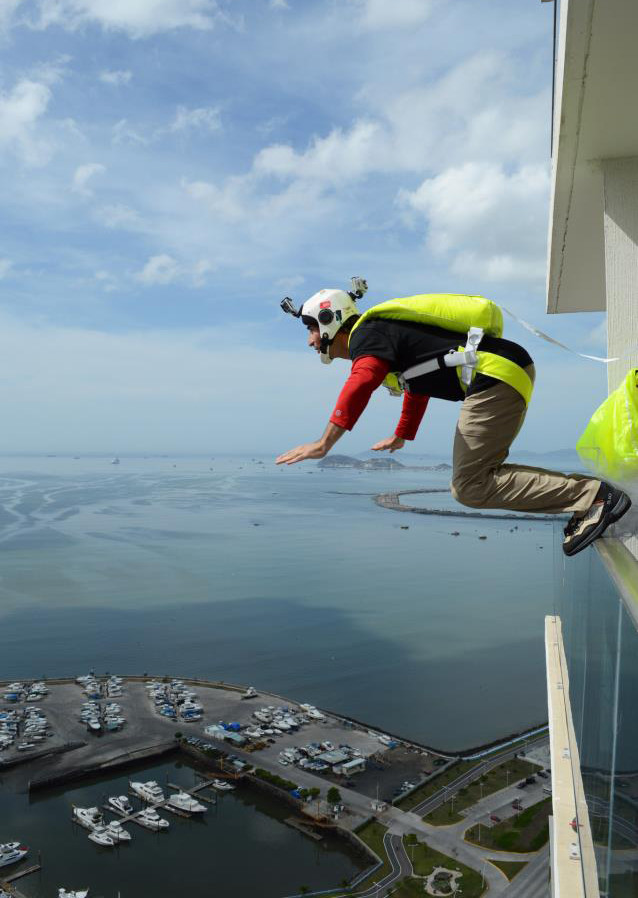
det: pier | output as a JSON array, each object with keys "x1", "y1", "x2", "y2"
[{"x1": 0, "y1": 861, "x2": 42, "y2": 898}]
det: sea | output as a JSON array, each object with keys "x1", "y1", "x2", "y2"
[{"x1": 0, "y1": 453, "x2": 560, "y2": 897}]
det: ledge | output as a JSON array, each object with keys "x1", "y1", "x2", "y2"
[{"x1": 545, "y1": 615, "x2": 599, "y2": 898}]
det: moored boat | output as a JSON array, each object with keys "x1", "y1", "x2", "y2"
[
  {"x1": 72, "y1": 807, "x2": 103, "y2": 830},
  {"x1": 108, "y1": 795, "x2": 133, "y2": 815},
  {"x1": 136, "y1": 808, "x2": 169, "y2": 831},
  {"x1": 130, "y1": 780, "x2": 164, "y2": 803},
  {"x1": 166, "y1": 791, "x2": 207, "y2": 813},
  {"x1": 0, "y1": 845, "x2": 28, "y2": 868},
  {"x1": 87, "y1": 829, "x2": 115, "y2": 848},
  {"x1": 211, "y1": 779, "x2": 235, "y2": 792}
]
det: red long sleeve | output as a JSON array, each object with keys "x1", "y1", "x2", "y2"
[
  {"x1": 395, "y1": 391, "x2": 430, "y2": 440},
  {"x1": 330, "y1": 355, "x2": 430, "y2": 439},
  {"x1": 330, "y1": 356, "x2": 391, "y2": 430}
]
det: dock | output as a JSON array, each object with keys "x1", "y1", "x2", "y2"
[
  {"x1": 0, "y1": 861, "x2": 42, "y2": 898},
  {"x1": 166, "y1": 781, "x2": 217, "y2": 804}
]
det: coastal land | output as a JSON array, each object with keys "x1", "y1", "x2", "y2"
[{"x1": 2, "y1": 676, "x2": 550, "y2": 898}]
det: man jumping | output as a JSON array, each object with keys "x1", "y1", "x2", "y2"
[{"x1": 275, "y1": 279, "x2": 631, "y2": 556}]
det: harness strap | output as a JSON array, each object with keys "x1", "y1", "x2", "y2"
[
  {"x1": 398, "y1": 327, "x2": 484, "y2": 391},
  {"x1": 458, "y1": 351, "x2": 534, "y2": 405}
]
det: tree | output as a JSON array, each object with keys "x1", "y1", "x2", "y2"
[
  {"x1": 327, "y1": 786, "x2": 342, "y2": 805},
  {"x1": 309, "y1": 787, "x2": 320, "y2": 799}
]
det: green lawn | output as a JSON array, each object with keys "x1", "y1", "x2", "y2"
[
  {"x1": 394, "y1": 760, "x2": 479, "y2": 811},
  {"x1": 465, "y1": 798, "x2": 551, "y2": 852},
  {"x1": 403, "y1": 834, "x2": 487, "y2": 897},
  {"x1": 488, "y1": 858, "x2": 528, "y2": 880},
  {"x1": 423, "y1": 758, "x2": 539, "y2": 825}
]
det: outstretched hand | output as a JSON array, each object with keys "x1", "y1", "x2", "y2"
[
  {"x1": 276, "y1": 441, "x2": 327, "y2": 465},
  {"x1": 371, "y1": 435, "x2": 405, "y2": 453}
]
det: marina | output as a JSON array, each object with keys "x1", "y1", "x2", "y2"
[{"x1": 1, "y1": 673, "x2": 549, "y2": 897}]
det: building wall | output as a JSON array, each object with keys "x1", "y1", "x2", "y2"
[{"x1": 554, "y1": 539, "x2": 638, "y2": 897}]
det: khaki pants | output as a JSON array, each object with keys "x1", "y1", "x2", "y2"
[{"x1": 451, "y1": 365, "x2": 600, "y2": 515}]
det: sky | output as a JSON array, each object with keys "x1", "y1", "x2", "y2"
[{"x1": 0, "y1": 0, "x2": 609, "y2": 456}]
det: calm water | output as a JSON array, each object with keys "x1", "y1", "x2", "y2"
[
  {"x1": 2, "y1": 757, "x2": 364, "y2": 898},
  {"x1": 0, "y1": 454, "x2": 555, "y2": 749},
  {"x1": 0, "y1": 455, "x2": 558, "y2": 896}
]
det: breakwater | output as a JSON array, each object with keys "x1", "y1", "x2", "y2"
[{"x1": 374, "y1": 488, "x2": 558, "y2": 521}]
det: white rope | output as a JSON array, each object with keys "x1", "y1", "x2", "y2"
[{"x1": 502, "y1": 307, "x2": 620, "y2": 364}]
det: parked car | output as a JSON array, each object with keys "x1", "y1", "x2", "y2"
[
  {"x1": 538, "y1": 771, "x2": 549, "y2": 779},
  {"x1": 512, "y1": 799, "x2": 523, "y2": 810},
  {"x1": 490, "y1": 814, "x2": 501, "y2": 823},
  {"x1": 525, "y1": 776, "x2": 537, "y2": 785},
  {"x1": 516, "y1": 782, "x2": 527, "y2": 790}
]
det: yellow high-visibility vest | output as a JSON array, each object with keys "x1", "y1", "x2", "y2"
[{"x1": 348, "y1": 294, "x2": 533, "y2": 405}]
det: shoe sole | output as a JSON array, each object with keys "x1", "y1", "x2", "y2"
[{"x1": 564, "y1": 493, "x2": 632, "y2": 557}]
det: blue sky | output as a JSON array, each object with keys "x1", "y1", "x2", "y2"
[{"x1": 0, "y1": 0, "x2": 608, "y2": 455}]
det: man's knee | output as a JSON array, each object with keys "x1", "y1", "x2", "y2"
[{"x1": 451, "y1": 473, "x2": 487, "y2": 509}]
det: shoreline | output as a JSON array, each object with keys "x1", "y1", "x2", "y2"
[{"x1": 1, "y1": 675, "x2": 547, "y2": 773}]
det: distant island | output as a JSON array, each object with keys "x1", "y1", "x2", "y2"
[{"x1": 318, "y1": 454, "x2": 451, "y2": 472}]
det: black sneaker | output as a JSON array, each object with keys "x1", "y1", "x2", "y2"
[{"x1": 563, "y1": 483, "x2": 632, "y2": 556}]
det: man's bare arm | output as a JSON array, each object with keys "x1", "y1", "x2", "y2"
[{"x1": 276, "y1": 422, "x2": 345, "y2": 465}]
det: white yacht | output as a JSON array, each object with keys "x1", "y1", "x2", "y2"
[
  {"x1": 166, "y1": 791, "x2": 207, "y2": 814},
  {"x1": 0, "y1": 845, "x2": 27, "y2": 868},
  {"x1": 72, "y1": 807, "x2": 103, "y2": 830},
  {"x1": 88, "y1": 829, "x2": 115, "y2": 848},
  {"x1": 241, "y1": 686, "x2": 257, "y2": 699},
  {"x1": 108, "y1": 795, "x2": 133, "y2": 815},
  {"x1": 136, "y1": 808, "x2": 169, "y2": 831},
  {"x1": 59, "y1": 889, "x2": 89, "y2": 898},
  {"x1": 104, "y1": 821, "x2": 131, "y2": 842},
  {"x1": 130, "y1": 780, "x2": 165, "y2": 803},
  {"x1": 211, "y1": 779, "x2": 235, "y2": 792}
]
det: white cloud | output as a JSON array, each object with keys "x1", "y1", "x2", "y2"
[
  {"x1": 400, "y1": 161, "x2": 550, "y2": 282},
  {"x1": 182, "y1": 177, "x2": 249, "y2": 223},
  {"x1": 170, "y1": 105, "x2": 221, "y2": 134},
  {"x1": 352, "y1": 0, "x2": 435, "y2": 30},
  {"x1": 0, "y1": 0, "x2": 22, "y2": 30},
  {"x1": 94, "y1": 269, "x2": 117, "y2": 292},
  {"x1": 0, "y1": 259, "x2": 13, "y2": 279},
  {"x1": 23, "y1": 0, "x2": 223, "y2": 38},
  {"x1": 269, "y1": 0, "x2": 289, "y2": 9},
  {"x1": 99, "y1": 69, "x2": 132, "y2": 86},
  {"x1": 72, "y1": 162, "x2": 106, "y2": 196},
  {"x1": 97, "y1": 203, "x2": 142, "y2": 229},
  {"x1": 0, "y1": 77, "x2": 52, "y2": 164},
  {"x1": 135, "y1": 254, "x2": 180, "y2": 285},
  {"x1": 192, "y1": 259, "x2": 212, "y2": 287},
  {"x1": 112, "y1": 118, "x2": 148, "y2": 146},
  {"x1": 254, "y1": 120, "x2": 387, "y2": 185},
  {"x1": 275, "y1": 275, "x2": 305, "y2": 292}
]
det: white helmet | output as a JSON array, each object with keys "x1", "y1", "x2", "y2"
[{"x1": 281, "y1": 277, "x2": 367, "y2": 365}]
